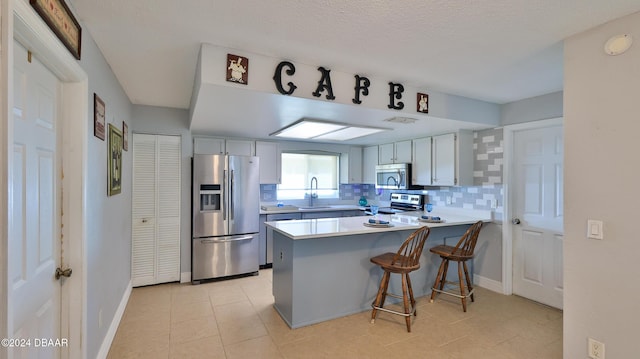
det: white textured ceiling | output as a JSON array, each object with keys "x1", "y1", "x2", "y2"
[{"x1": 68, "y1": 0, "x2": 640, "y2": 142}]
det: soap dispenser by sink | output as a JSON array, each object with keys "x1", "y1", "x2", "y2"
[{"x1": 358, "y1": 196, "x2": 368, "y2": 206}]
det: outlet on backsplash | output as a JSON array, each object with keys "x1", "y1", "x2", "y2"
[{"x1": 445, "y1": 196, "x2": 452, "y2": 205}]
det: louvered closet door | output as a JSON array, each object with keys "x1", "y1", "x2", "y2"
[{"x1": 132, "y1": 134, "x2": 181, "y2": 286}]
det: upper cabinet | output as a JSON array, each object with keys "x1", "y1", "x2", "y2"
[
  {"x1": 340, "y1": 146, "x2": 362, "y2": 184},
  {"x1": 409, "y1": 131, "x2": 473, "y2": 187},
  {"x1": 194, "y1": 137, "x2": 225, "y2": 155},
  {"x1": 378, "y1": 140, "x2": 412, "y2": 164},
  {"x1": 255, "y1": 141, "x2": 281, "y2": 184},
  {"x1": 225, "y1": 139, "x2": 255, "y2": 156},
  {"x1": 362, "y1": 145, "x2": 378, "y2": 184},
  {"x1": 412, "y1": 137, "x2": 432, "y2": 186},
  {"x1": 193, "y1": 137, "x2": 254, "y2": 156},
  {"x1": 432, "y1": 131, "x2": 473, "y2": 186}
]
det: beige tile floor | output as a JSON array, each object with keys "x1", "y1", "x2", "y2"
[{"x1": 108, "y1": 269, "x2": 562, "y2": 359}]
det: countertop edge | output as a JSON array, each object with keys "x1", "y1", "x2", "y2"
[{"x1": 266, "y1": 216, "x2": 492, "y2": 240}]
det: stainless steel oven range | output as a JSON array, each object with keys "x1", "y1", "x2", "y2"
[{"x1": 376, "y1": 193, "x2": 424, "y2": 214}]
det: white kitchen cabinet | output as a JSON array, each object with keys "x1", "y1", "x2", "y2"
[
  {"x1": 193, "y1": 137, "x2": 225, "y2": 154},
  {"x1": 340, "y1": 146, "x2": 362, "y2": 184},
  {"x1": 256, "y1": 141, "x2": 281, "y2": 184},
  {"x1": 378, "y1": 140, "x2": 412, "y2": 164},
  {"x1": 132, "y1": 134, "x2": 181, "y2": 287},
  {"x1": 225, "y1": 139, "x2": 255, "y2": 156},
  {"x1": 432, "y1": 131, "x2": 473, "y2": 186},
  {"x1": 193, "y1": 137, "x2": 254, "y2": 156},
  {"x1": 412, "y1": 137, "x2": 432, "y2": 186},
  {"x1": 362, "y1": 145, "x2": 378, "y2": 184}
]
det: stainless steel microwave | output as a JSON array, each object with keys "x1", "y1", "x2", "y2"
[{"x1": 375, "y1": 163, "x2": 411, "y2": 189}]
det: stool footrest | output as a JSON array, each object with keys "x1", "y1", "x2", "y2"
[
  {"x1": 431, "y1": 283, "x2": 475, "y2": 300},
  {"x1": 371, "y1": 297, "x2": 416, "y2": 318}
]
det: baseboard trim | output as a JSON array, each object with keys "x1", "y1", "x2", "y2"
[
  {"x1": 474, "y1": 274, "x2": 504, "y2": 294},
  {"x1": 180, "y1": 272, "x2": 191, "y2": 283},
  {"x1": 96, "y1": 280, "x2": 132, "y2": 359}
]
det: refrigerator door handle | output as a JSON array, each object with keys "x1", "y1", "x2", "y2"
[
  {"x1": 230, "y1": 169, "x2": 235, "y2": 220},
  {"x1": 200, "y1": 235, "x2": 253, "y2": 244},
  {"x1": 222, "y1": 170, "x2": 227, "y2": 220}
]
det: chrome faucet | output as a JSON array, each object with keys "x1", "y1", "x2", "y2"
[{"x1": 309, "y1": 176, "x2": 318, "y2": 207}]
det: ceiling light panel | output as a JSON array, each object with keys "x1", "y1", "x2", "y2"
[
  {"x1": 314, "y1": 127, "x2": 386, "y2": 141},
  {"x1": 272, "y1": 120, "x2": 346, "y2": 139}
]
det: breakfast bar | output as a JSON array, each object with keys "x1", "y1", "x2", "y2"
[{"x1": 265, "y1": 210, "x2": 492, "y2": 328}]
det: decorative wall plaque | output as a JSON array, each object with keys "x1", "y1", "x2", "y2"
[
  {"x1": 226, "y1": 54, "x2": 248, "y2": 84},
  {"x1": 108, "y1": 124, "x2": 123, "y2": 196},
  {"x1": 30, "y1": 0, "x2": 82, "y2": 60},
  {"x1": 417, "y1": 93, "x2": 429, "y2": 114},
  {"x1": 94, "y1": 93, "x2": 105, "y2": 140}
]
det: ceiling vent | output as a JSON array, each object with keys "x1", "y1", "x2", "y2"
[{"x1": 384, "y1": 117, "x2": 418, "y2": 124}]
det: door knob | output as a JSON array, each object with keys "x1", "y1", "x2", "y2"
[
  {"x1": 512, "y1": 218, "x2": 521, "y2": 225},
  {"x1": 55, "y1": 267, "x2": 72, "y2": 280}
]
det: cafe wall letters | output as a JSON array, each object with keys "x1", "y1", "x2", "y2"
[{"x1": 272, "y1": 60, "x2": 424, "y2": 113}]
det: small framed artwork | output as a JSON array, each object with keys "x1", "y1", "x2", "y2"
[
  {"x1": 94, "y1": 94, "x2": 105, "y2": 140},
  {"x1": 226, "y1": 54, "x2": 248, "y2": 84},
  {"x1": 108, "y1": 124, "x2": 123, "y2": 196},
  {"x1": 122, "y1": 121, "x2": 129, "y2": 151},
  {"x1": 417, "y1": 92, "x2": 429, "y2": 114}
]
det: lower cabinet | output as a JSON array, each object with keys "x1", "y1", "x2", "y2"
[
  {"x1": 263, "y1": 212, "x2": 302, "y2": 266},
  {"x1": 261, "y1": 209, "x2": 364, "y2": 266}
]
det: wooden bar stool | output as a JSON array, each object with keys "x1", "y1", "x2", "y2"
[
  {"x1": 429, "y1": 221, "x2": 483, "y2": 312},
  {"x1": 370, "y1": 226, "x2": 430, "y2": 332}
]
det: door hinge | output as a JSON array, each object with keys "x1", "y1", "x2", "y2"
[{"x1": 55, "y1": 267, "x2": 72, "y2": 280}]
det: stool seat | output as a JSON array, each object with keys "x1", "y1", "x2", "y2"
[
  {"x1": 429, "y1": 221, "x2": 483, "y2": 312},
  {"x1": 370, "y1": 226, "x2": 430, "y2": 332},
  {"x1": 370, "y1": 253, "x2": 420, "y2": 273}
]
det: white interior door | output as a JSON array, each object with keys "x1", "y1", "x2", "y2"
[
  {"x1": 512, "y1": 125, "x2": 564, "y2": 309},
  {"x1": 10, "y1": 41, "x2": 62, "y2": 356}
]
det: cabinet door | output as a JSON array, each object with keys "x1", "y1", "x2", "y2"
[
  {"x1": 412, "y1": 137, "x2": 432, "y2": 185},
  {"x1": 432, "y1": 133, "x2": 456, "y2": 186},
  {"x1": 394, "y1": 140, "x2": 413, "y2": 163},
  {"x1": 225, "y1": 139, "x2": 255, "y2": 156},
  {"x1": 362, "y1": 146, "x2": 378, "y2": 184},
  {"x1": 340, "y1": 146, "x2": 362, "y2": 183},
  {"x1": 256, "y1": 141, "x2": 281, "y2": 184},
  {"x1": 193, "y1": 137, "x2": 225, "y2": 154},
  {"x1": 378, "y1": 143, "x2": 395, "y2": 164}
]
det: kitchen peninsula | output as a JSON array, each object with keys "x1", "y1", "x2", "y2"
[{"x1": 265, "y1": 210, "x2": 492, "y2": 328}]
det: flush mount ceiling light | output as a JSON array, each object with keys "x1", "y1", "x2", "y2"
[
  {"x1": 384, "y1": 116, "x2": 418, "y2": 124},
  {"x1": 270, "y1": 118, "x2": 389, "y2": 141},
  {"x1": 604, "y1": 34, "x2": 633, "y2": 56}
]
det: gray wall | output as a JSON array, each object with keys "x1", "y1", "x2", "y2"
[
  {"x1": 131, "y1": 105, "x2": 193, "y2": 274},
  {"x1": 563, "y1": 11, "x2": 640, "y2": 358},
  {"x1": 500, "y1": 91, "x2": 563, "y2": 126},
  {"x1": 78, "y1": 27, "x2": 134, "y2": 359}
]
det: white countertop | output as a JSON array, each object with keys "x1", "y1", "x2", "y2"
[{"x1": 265, "y1": 209, "x2": 493, "y2": 240}]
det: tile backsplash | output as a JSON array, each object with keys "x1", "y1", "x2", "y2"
[{"x1": 261, "y1": 127, "x2": 504, "y2": 215}]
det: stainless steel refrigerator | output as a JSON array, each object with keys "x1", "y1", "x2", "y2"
[{"x1": 192, "y1": 154, "x2": 260, "y2": 283}]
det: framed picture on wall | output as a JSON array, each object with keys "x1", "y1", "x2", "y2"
[
  {"x1": 108, "y1": 124, "x2": 123, "y2": 196},
  {"x1": 94, "y1": 94, "x2": 105, "y2": 140},
  {"x1": 122, "y1": 121, "x2": 129, "y2": 151}
]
